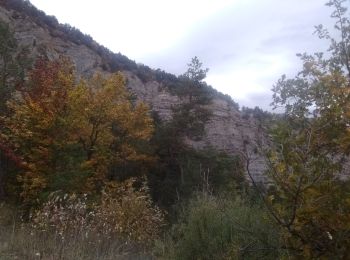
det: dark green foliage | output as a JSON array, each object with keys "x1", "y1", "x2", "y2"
[
  {"x1": 184, "y1": 56, "x2": 209, "y2": 82},
  {"x1": 241, "y1": 106, "x2": 272, "y2": 121},
  {"x1": 240, "y1": 106, "x2": 279, "y2": 131},
  {"x1": 171, "y1": 103, "x2": 211, "y2": 140},
  {"x1": 149, "y1": 111, "x2": 245, "y2": 208},
  {"x1": 169, "y1": 57, "x2": 239, "y2": 109},
  {"x1": 156, "y1": 193, "x2": 283, "y2": 260},
  {"x1": 147, "y1": 58, "x2": 245, "y2": 208},
  {"x1": 173, "y1": 57, "x2": 213, "y2": 139}
]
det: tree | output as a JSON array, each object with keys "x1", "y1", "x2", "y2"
[
  {"x1": 184, "y1": 56, "x2": 209, "y2": 83},
  {"x1": 147, "y1": 58, "x2": 213, "y2": 207},
  {"x1": 0, "y1": 58, "x2": 154, "y2": 203},
  {"x1": 173, "y1": 56, "x2": 212, "y2": 139},
  {"x1": 180, "y1": 56, "x2": 210, "y2": 104},
  {"x1": 148, "y1": 58, "x2": 245, "y2": 207},
  {"x1": 272, "y1": 0, "x2": 350, "y2": 155},
  {"x1": 1, "y1": 57, "x2": 76, "y2": 202},
  {"x1": 248, "y1": 0, "x2": 350, "y2": 257},
  {"x1": 68, "y1": 73, "x2": 154, "y2": 189}
]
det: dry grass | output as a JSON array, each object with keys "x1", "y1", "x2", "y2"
[
  {"x1": 0, "y1": 203, "x2": 153, "y2": 259},
  {"x1": 0, "y1": 179, "x2": 164, "y2": 260}
]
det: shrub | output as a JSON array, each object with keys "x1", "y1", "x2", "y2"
[
  {"x1": 30, "y1": 192, "x2": 90, "y2": 240},
  {"x1": 156, "y1": 193, "x2": 283, "y2": 260},
  {"x1": 31, "y1": 179, "x2": 165, "y2": 248},
  {"x1": 92, "y1": 179, "x2": 165, "y2": 246}
]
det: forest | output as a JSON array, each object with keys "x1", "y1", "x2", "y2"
[{"x1": 0, "y1": 0, "x2": 350, "y2": 259}]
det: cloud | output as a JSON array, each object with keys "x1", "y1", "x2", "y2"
[
  {"x1": 30, "y1": 0, "x2": 336, "y2": 110},
  {"x1": 238, "y1": 92, "x2": 274, "y2": 110},
  {"x1": 140, "y1": 0, "x2": 334, "y2": 110}
]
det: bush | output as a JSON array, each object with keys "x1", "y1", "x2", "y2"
[
  {"x1": 156, "y1": 193, "x2": 283, "y2": 260},
  {"x1": 91, "y1": 179, "x2": 165, "y2": 246},
  {"x1": 27, "y1": 179, "x2": 165, "y2": 256},
  {"x1": 0, "y1": 179, "x2": 164, "y2": 258}
]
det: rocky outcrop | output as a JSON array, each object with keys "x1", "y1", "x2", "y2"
[{"x1": 0, "y1": 4, "x2": 268, "y2": 182}]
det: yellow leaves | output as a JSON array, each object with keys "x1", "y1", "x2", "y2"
[
  {"x1": 128, "y1": 103, "x2": 154, "y2": 140},
  {"x1": 275, "y1": 162, "x2": 286, "y2": 174},
  {"x1": 267, "y1": 194, "x2": 275, "y2": 203},
  {"x1": 2, "y1": 58, "x2": 155, "y2": 203},
  {"x1": 17, "y1": 171, "x2": 47, "y2": 202},
  {"x1": 72, "y1": 74, "x2": 155, "y2": 193},
  {"x1": 31, "y1": 179, "x2": 165, "y2": 248},
  {"x1": 68, "y1": 72, "x2": 154, "y2": 166},
  {"x1": 92, "y1": 178, "x2": 165, "y2": 244}
]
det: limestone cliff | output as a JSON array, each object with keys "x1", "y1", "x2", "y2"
[{"x1": 0, "y1": 1, "x2": 268, "y2": 182}]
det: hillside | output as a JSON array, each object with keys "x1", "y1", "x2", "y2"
[
  {"x1": 1, "y1": 1, "x2": 350, "y2": 259},
  {"x1": 0, "y1": 0, "x2": 267, "y2": 182}
]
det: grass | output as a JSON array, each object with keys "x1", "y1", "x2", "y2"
[{"x1": 0, "y1": 203, "x2": 152, "y2": 260}]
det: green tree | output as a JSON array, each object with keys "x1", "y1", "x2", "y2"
[
  {"x1": 174, "y1": 56, "x2": 212, "y2": 139},
  {"x1": 182, "y1": 56, "x2": 209, "y2": 103},
  {"x1": 148, "y1": 58, "x2": 213, "y2": 207},
  {"x1": 149, "y1": 58, "x2": 245, "y2": 208}
]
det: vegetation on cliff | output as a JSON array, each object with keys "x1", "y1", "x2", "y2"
[{"x1": 0, "y1": 0, "x2": 350, "y2": 259}]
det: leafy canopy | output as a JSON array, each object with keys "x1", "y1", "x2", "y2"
[
  {"x1": 257, "y1": 0, "x2": 350, "y2": 258},
  {"x1": 1, "y1": 57, "x2": 154, "y2": 203}
]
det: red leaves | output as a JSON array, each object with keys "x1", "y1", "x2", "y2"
[
  {"x1": 0, "y1": 142, "x2": 26, "y2": 169},
  {"x1": 19, "y1": 57, "x2": 75, "y2": 114}
]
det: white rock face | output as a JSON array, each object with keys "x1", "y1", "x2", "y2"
[{"x1": 0, "y1": 5, "x2": 268, "y2": 182}]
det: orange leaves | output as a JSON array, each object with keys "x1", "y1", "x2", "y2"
[
  {"x1": 67, "y1": 72, "x2": 154, "y2": 190},
  {"x1": 0, "y1": 142, "x2": 25, "y2": 169},
  {"x1": 68, "y1": 72, "x2": 154, "y2": 162},
  {"x1": 1, "y1": 58, "x2": 76, "y2": 202},
  {"x1": 2, "y1": 58, "x2": 155, "y2": 203},
  {"x1": 20, "y1": 57, "x2": 74, "y2": 115}
]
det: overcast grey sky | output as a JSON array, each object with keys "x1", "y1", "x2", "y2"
[{"x1": 29, "y1": 0, "x2": 337, "y2": 110}]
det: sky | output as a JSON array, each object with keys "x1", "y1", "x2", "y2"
[{"x1": 29, "y1": 0, "x2": 337, "y2": 110}]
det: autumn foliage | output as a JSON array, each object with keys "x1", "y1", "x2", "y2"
[
  {"x1": 31, "y1": 178, "x2": 164, "y2": 248},
  {"x1": 259, "y1": 0, "x2": 350, "y2": 257},
  {"x1": 0, "y1": 57, "x2": 154, "y2": 204},
  {"x1": 2, "y1": 1, "x2": 350, "y2": 257}
]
